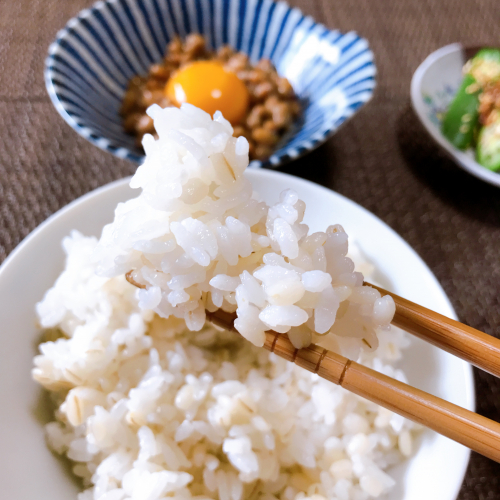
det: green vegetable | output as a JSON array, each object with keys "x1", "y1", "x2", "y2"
[
  {"x1": 441, "y1": 73, "x2": 481, "y2": 150},
  {"x1": 476, "y1": 111, "x2": 500, "y2": 171},
  {"x1": 467, "y1": 48, "x2": 500, "y2": 86}
]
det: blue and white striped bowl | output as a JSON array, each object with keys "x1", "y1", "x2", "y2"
[{"x1": 45, "y1": 0, "x2": 376, "y2": 168}]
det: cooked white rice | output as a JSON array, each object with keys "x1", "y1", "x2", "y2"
[
  {"x1": 32, "y1": 104, "x2": 415, "y2": 500},
  {"x1": 33, "y1": 231, "x2": 416, "y2": 500},
  {"x1": 93, "y1": 103, "x2": 395, "y2": 356}
]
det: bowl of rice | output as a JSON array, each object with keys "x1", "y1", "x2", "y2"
[
  {"x1": 44, "y1": 0, "x2": 376, "y2": 168},
  {"x1": 0, "y1": 104, "x2": 473, "y2": 500}
]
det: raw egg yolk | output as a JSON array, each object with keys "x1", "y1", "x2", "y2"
[{"x1": 166, "y1": 61, "x2": 249, "y2": 125}]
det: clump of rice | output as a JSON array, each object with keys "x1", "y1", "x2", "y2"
[
  {"x1": 93, "y1": 104, "x2": 395, "y2": 356},
  {"x1": 33, "y1": 232, "x2": 416, "y2": 500}
]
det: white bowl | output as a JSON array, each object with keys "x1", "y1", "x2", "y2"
[
  {"x1": 0, "y1": 169, "x2": 473, "y2": 499},
  {"x1": 411, "y1": 43, "x2": 500, "y2": 187}
]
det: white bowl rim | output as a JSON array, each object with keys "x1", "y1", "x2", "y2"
[
  {"x1": 0, "y1": 169, "x2": 474, "y2": 500},
  {"x1": 410, "y1": 42, "x2": 500, "y2": 188}
]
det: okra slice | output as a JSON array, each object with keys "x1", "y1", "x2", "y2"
[
  {"x1": 441, "y1": 73, "x2": 481, "y2": 150},
  {"x1": 466, "y1": 48, "x2": 500, "y2": 86},
  {"x1": 476, "y1": 111, "x2": 500, "y2": 171}
]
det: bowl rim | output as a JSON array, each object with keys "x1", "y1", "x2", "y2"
[
  {"x1": 410, "y1": 42, "x2": 500, "y2": 188},
  {"x1": 44, "y1": 0, "x2": 376, "y2": 168}
]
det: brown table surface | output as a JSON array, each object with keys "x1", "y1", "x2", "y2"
[{"x1": 1, "y1": 0, "x2": 500, "y2": 497}]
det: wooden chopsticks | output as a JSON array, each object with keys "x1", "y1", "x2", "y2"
[
  {"x1": 366, "y1": 282, "x2": 500, "y2": 378},
  {"x1": 206, "y1": 285, "x2": 500, "y2": 463},
  {"x1": 260, "y1": 330, "x2": 500, "y2": 463}
]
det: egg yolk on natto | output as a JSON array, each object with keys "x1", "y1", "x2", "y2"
[{"x1": 166, "y1": 61, "x2": 250, "y2": 125}]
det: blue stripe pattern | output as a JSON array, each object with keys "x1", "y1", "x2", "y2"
[{"x1": 45, "y1": 0, "x2": 376, "y2": 167}]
